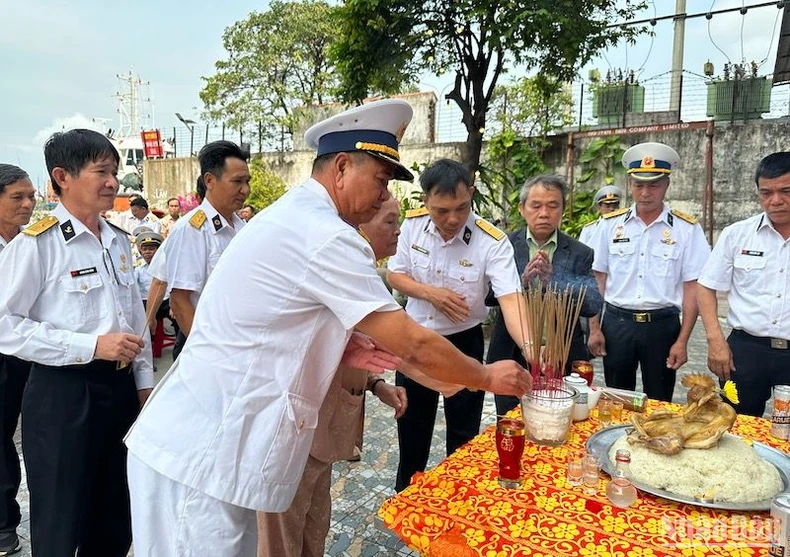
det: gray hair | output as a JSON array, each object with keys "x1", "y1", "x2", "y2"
[
  {"x1": 519, "y1": 174, "x2": 569, "y2": 207},
  {"x1": 0, "y1": 164, "x2": 29, "y2": 194}
]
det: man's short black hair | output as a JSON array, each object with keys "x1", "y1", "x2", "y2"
[
  {"x1": 167, "y1": 197, "x2": 179, "y2": 205},
  {"x1": 311, "y1": 151, "x2": 369, "y2": 174},
  {"x1": 196, "y1": 175, "x2": 206, "y2": 202},
  {"x1": 129, "y1": 196, "x2": 149, "y2": 210},
  {"x1": 0, "y1": 164, "x2": 29, "y2": 195},
  {"x1": 198, "y1": 140, "x2": 249, "y2": 179},
  {"x1": 45, "y1": 129, "x2": 119, "y2": 196},
  {"x1": 755, "y1": 152, "x2": 790, "y2": 185},
  {"x1": 419, "y1": 159, "x2": 472, "y2": 196}
]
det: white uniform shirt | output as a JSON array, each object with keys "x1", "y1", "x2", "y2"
[
  {"x1": 0, "y1": 204, "x2": 153, "y2": 388},
  {"x1": 129, "y1": 212, "x2": 161, "y2": 235},
  {"x1": 578, "y1": 220, "x2": 599, "y2": 248},
  {"x1": 387, "y1": 211, "x2": 521, "y2": 335},
  {"x1": 698, "y1": 213, "x2": 790, "y2": 340},
  {"x1": 163, "y1": 198, "x2": 245, "y2": 307},
  {"x1": 591, "y1": 204, "x2": 710, "y2": 310},
  {"x1": 125, "y1": 178, "x2": 400, "y2": 511},
  {"x1": 0, "y1": 227, "x2": 22, "y2": 254},
  {"x1": 146, "y1": 242, "x2": 172, "y2": 298}
]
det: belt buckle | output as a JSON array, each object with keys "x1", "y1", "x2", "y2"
[
  {"x1": 633, "y1": 312, "x2": 650, "y2": 323},
  {"x1": 771, "y1": 338, "x2": 788, "y2": 350}
]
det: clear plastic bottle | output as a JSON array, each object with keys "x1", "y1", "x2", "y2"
[{"x1": 606, "y1": 449, "x2": 638, "y2": 508}]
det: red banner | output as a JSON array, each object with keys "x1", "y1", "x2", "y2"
[{"x1": 141, "y1": 129, "x2": 164, "y2": 158}]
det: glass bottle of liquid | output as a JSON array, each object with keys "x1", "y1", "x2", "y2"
[{"x1": 605, "y1": 449, "x2": 638, "y2": 508}]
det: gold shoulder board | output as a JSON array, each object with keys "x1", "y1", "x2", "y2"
[
  {"x1": 602, "y1": 207, "x2": 629, "y2": 220},
  {"x1": 671, "y1": 209, "x2": 698, "y2": 225},
  {"x1": 189, "y1": 209, "x2": 207, "y2": 229},
  {"x1": 405, "y1": 207, "x2": 429, "y2": 219},
  {"x1": 475, "y1": 218, "x2": 505, "y2": 241},
  {"x1": 582, "y1": 220, "x2": 598, "y2": 228},
  {"x1": 22, "y1": 215, "x2": 58, "y2": 237}
]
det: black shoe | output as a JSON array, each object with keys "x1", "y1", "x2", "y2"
[{"x1": 0, "y1": 532, "x2": 20, "y2": 556}]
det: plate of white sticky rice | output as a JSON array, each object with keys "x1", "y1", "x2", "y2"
[{"x1": 586, "y1": 425, "x2": 789, "y2": 511}]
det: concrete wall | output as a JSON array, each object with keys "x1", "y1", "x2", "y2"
[
  {"x1": 142, "y1": 157, "x2": 199, "y2": 209},
  {"x1": 291, "y1": 91, "x2": 437, "y2": 151},
  {"x1": 141, "y1": 118, "x2": 788, "y2": 235},
  {"x1": 542, "y1": 118, "x2": 790, "y2": 232}
]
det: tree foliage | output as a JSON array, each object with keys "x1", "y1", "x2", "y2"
[
  {"x1": 332, "y1": 0, "x2": 645, "y2": 173},
  {"x1": 478, "y1": 76, "x2": 573, "y2": 229},
  {"x1": 200, "y1": 0, "x2": 338, "y2": 149},
  {"x1": 246, "y1": 158, "x2": 288, "y2": 211}
]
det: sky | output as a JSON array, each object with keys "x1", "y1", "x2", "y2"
[{"x1": 0, "y1": 0, "x2": 785, "y2": 189}]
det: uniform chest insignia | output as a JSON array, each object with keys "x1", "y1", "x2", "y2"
[
  {"x1": 189, "y1": 210, "x2": 207, "y2": 229},
  {"x1": 120, "y1": 264, "x2": 130, "y2": 272},
  {"x1": 462, "y1": 226, "x2": 472, "y2": 245},
  {"x1": 615, "y1": 225, "x2": 625, "y2": 239},
  {"x1": 740, "y1": 249, "x2": 764, "y2": 257},
  {"x1": 22, "y1": 215, "x2": 58, "y2": 237},
  {"x1": 405, "y1": 207, "x2": 429, "y2": 219},
  {"x1": 670, "y1": 209, "x2": 698, "y2": 225},
  {"x1": 411, "y1": 244, "x2": 430, "y2": 256},
  {"x1": 602, "y1": 207, "x2": 629, "y2": 220},
  {"x1": 212, "y1": 215, "x2": 223, "y2": 231},
  {"x1": 120, "y1": 253, "x2": 127, "y2": 263},
  {"x1": 60, "y1": 220, "x2": 76, "y2": 241},
  {"x1": 474, "y1": 219, "x2": 504, "y2": 241},
  {"x1": 459, "y1": 259, "x2": 473, "y2": 267},
  {"x1": 661, "y1": 229, "x2": 676, "y2": 245}
]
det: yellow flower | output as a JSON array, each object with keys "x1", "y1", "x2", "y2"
[
  {"x1": 488, "y1": 501, "x2": 514, "y2": 517},
  {"x1": 534, "y1": 495, "x2": 560, "y2": 512},
  {"x1": 601, "y1": 515, "x2": 628, "y2": 534},
  {"x1": 456, "y1": 466, "x2": 481, "y2": 479},
  {"x1": 463, "y1": 528, "x2": 486, "y2": 547},
  {"x1": 642, "y1": 517, "x2": 666, "y2": 535},
  {"x1": 508, "y1": 519, "x2": 537, "y2": 538},
  {"x1": 722, "y1": 380, "x2": 740, "y2": 404},
  {"x1": 430, "y1": 480, "x2": 455, "y2": 498},
  {"x1": 447, "y1": 499, "x2": 473, "y2": 517},
  {"x1": 408, "y1": 533, "x2": 431, "y2": 552},
  {"x1": 579, "y1": 542, "x2": 614, "y2": 556},
  {"x1": 485, "y1": 551, "x2": 508, "y2": 557},
  {"x1": 550, "y1": 522, "x2": 580, "y2": 540},
  {"x1": 627, "y1": 548, "x2": 656, "y2": 557},
  {"x1": 680, "y1": 546, "x2": 706, "y2": 557}
]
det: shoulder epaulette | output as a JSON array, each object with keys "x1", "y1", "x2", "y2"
[
  {"x1": 582, "y1": 220, "x2": 598, "y2": 228},
  {"x1": 475, "y1": 218, "x2": 505, "y2": 241},
  {"x1": 671, "y1": 209, "x2": 698, "y2": 225},
  {"x1": 189, "y1": 209, "x2": 207, "y2": 229},
  {"x1": 405, "y1": 207, "x2": 429, "y2": 219},
  {"x1": 22, "y1": 216, "x2": 58, "y2": 237},
  {"x1": 602, "y1": 207, "x2": 629, "y2": 220}
]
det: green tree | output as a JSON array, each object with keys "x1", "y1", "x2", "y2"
[
  {"x1": 480, "y1": 76, "x2": 574, "y2": 228},
  {"x1": 200, "y1": 0, "x2": 338, "y2": 149},
  {"x1": 331, "y1": 0, "x2": 645, "y2": 173},
  {"x1": 246, "y1": 158, "x2": 288, "y2": 211}
]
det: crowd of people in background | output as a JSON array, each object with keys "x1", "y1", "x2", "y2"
[{"x1": 0, "y1": 97, "x2": 787, "y2": 555}]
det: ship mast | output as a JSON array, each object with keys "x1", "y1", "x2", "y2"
[{"x1": 114, "y1": 70, "x2": 153, "y2": 138}]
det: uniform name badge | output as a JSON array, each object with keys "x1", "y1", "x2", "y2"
[
  {"x1": 740, "y1": 249, "x2": 764, "y2": 257},
  {"x1": 411, "y1": 244, "x2": 430, "y2": 256}
]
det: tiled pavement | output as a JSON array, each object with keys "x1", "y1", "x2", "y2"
[{"x1": 11, "y1": 307, "x2": 744, "y2": 556}]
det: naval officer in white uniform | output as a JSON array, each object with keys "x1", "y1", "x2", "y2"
[{"x1": 125, "y1": 99, "x2": 531, "y2": 555}]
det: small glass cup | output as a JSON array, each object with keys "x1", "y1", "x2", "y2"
[
  {"x1": 598, "y1": 398, "x2": 613, "y2": 428},
  {"x1": 571, "y1": 360, "x2": 595, "y2": 386},
  {"x1": 583, "y1": 468, "x2": 599, "y2": 495},
  {"x1": 610, "y1": 401, "x2": 624, "y2": 423},
  {"x1": 567, "y1": 454, "x2": 583, "y2": 486},
  {"x1": 496, "y1": 418, "x2": 526, "y2": 489}
]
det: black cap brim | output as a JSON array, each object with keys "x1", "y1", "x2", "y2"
[{"x1": 366, "y1": 151, "x2": 414, "y2": 182}]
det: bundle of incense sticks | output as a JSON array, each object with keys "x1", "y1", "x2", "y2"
[{"x1": 519, "y1": 283, "x2": 587, "y2": 391}]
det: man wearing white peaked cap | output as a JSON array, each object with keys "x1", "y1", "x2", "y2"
[{"x1": 125, "y1": 99, "x2": 531, "y2": 555}]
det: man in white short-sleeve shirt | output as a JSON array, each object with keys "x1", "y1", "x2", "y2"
[
  {"x1": 698, "y1": 152, "x2": 790, "y2": 416},
  {"x1": 164, "y1": 140, "x2": 249, "y2": 358},
  {"x1": 125, "y1": 100, "x2": 532, "y2": 555}
]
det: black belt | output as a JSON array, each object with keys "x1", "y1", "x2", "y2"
[
  {"x1": 33, "y1": 360, "x2": 132, "y2": 375},
  {"x1": 605, "y1": 303, "x2": 679, "y2": 323},
  {"x1": 732, "y1": 329, "x2": 789, "y2": 350}
]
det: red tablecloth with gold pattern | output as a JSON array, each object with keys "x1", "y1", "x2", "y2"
[{"x1": 378, "y1": 401, "x2": 790, "y2": 556}]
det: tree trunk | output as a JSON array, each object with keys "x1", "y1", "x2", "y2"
[{"x1": 460, "y1": 109, "x2": 486, "y2": 177}]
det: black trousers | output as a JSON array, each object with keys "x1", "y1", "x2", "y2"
[
  {"x1": 0, "y1": 354, "x2": 30, "y2": 534},
  {"x1": 172, "y1": 330, "x2": 187, "y2": 360},
  {"x1": 395, "y1": 324, "x2": 485, "y2": 492},
  {"x1": 728, "y1": 330, "x2": 790, "y2": 417},
  {"x1": 22, "y1": 361, "x2": 139, "y2": 557},
  {"x1": 601, "y1": 304, "x2": 681, "y2": 402}
]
